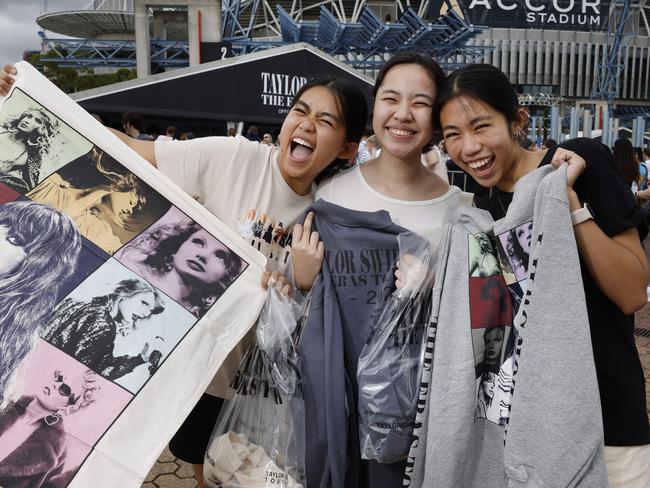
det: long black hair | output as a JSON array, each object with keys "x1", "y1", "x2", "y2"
[
  {"x1": 289, "y1": 78, "x2": 368, "y2": 183},
  {"x1": 612, "y1": 138, "x2": 639, "y2": 186},
  {"x1": 373, "y1": 52, "x2": 445, "y2": 151},
  {"x1": 434, "y1": 64, "x2": 520, "y2": 131}
]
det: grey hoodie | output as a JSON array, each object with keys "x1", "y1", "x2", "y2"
[{"x1": 406, "y1": 165, "x2": 607, "y2": 488}]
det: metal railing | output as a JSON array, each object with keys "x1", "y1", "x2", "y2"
[{"x1": 447, "y1": 170, "x2": 472, "y2": 192}]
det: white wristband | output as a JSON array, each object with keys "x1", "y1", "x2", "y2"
[{"x1": 570, "y1": 203, "x2": 593, "y2": 226}]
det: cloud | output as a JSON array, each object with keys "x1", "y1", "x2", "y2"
[{"x1": 0, "y1": 0, "x2": 89, "y2": 63}]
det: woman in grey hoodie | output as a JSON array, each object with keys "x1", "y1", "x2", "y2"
[{"x1": 435, "y1": 63, "x2": 650, "y2": 488}]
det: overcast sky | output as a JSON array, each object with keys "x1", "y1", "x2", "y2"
[{"x1": 0, "y1": 0, "x2": 89, "y2": 63}]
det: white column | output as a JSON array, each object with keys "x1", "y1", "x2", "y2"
[
  {"x1": 568, "y1": 42, "x2": 576, "y2": 97},
  {"x1": 576, "y1": 43, "x2": 584, "y2": 97},
  {"x1": 570, "y1": 106, "x2": 579, "y2": 139},
  {"x1": 535, "y1": 40, "x2": 543, "y2": 85},
  {"x1": 552, "y1": 41, "x2": 561, "y2": 88},
  {"x1": 582, "y1": 109, "x2": 592, "y2": 138},
  {"x1": 584, "y1": 41, "x2": 592, "y2": 96},
  {"x1": 135, "y1": 0, "x2": 150, "y2": 78}
]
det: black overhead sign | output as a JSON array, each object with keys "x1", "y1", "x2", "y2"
[
  {"x1": 76, "y1": 47, "x2": 373, "y2": 125},
  {"x1": 453, "y1": 0, "x2": 609, "y2": 31}
]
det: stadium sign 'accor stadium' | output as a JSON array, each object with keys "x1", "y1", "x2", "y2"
[{"x1": 458, "y1": 0, "x2": 609, "y2": 31}]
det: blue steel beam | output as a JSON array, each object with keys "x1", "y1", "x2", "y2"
[
  {"x1": 273, "y1": 5, "x2": 490, "y2": 69},
  {"x1": 40, "y1": 38, "x2": 188, "y2": 68},
  {"x1": 592, "y1": 0, "x2": 634, "y2": 105},
  {"x1": 38, "y1": 4, "x2": 489, "y2": 71}
]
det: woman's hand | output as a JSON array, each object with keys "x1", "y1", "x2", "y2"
[
  {"x1": 261, "y1": 270, "x2": 293, "y2": 297},
  {"x1": 290, "y1": 211, "x2": 324, "y2": 291},
  {"x1": 635, "y1": 187, "x2": 650, "y2": 200},
  {"x1": 0, "y1": 65, "x2": 16, "y2": 97},
  {"x1": 550, "y1": 148, "x2": 586, "y2": 188},
  {"x1": 395, "y1": 253, "x2": 434, "y2": 290}
]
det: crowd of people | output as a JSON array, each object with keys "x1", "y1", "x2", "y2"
[
  {"x1": 118, "y1": 112, "x2": 279, "y2": 147},
  {"x1": 0, "y1": 51, "x2": 649, "y2": 488}
]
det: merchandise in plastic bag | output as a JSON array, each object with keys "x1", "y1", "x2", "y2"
[
  {"x1": 357, "y1": 231, "x2": 438, "y2": 463},
  {"x1": 204, "y1": 287, "x2": 309, "y2": 488}
]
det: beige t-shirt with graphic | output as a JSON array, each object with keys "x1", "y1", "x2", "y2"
[{"x1": 156, "y1": 135, "x2": 314, "y2": 397}]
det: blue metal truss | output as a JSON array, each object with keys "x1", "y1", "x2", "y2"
[
  {"x1": 267, "y1": 5, "x2": 490, "y2": 69},
  {"x1": 614, "y1": 105, "x2": 650, "y2": 120},
  {"x1": 221, "y1": 0, "x2": 262, "y2": 40},
  {"x1": 38, "y1": 4, "x2": 489, "y2": 71},
  {"x1": 592, "y1": 0, "x2": 634, "y2": 105},
  {"x1": 39, "y1": 38, "x2": 189, "y2": 68}
]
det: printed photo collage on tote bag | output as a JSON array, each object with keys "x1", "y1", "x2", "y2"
[{"x1": 0, "y1": 65, "x2": 264, "y2": 488}]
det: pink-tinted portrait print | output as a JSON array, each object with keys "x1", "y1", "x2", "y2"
[{"x1": 0, "y1": 340, "x2": 131, "y2": 487}]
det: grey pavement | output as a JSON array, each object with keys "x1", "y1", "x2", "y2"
[{"x1": 142, "y1": 447, "x2": 198, "y2": 488}]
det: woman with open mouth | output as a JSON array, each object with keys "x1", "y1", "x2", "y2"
[
  {"x1": 436, "y1": 63, "x2": 650, "y2": 488},
  {"x1": 0, "y1": 66, "x2": 372, "y2": 486},
  {"x1": 108, "y1": 76, "x2": 367, "y2": 488}
]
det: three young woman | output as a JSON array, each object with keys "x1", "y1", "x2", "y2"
[
  {"x1": 436, "y1": 63, "x2": 649, "y2": 487},
  {"x1": 2, "y1": 58, "x2": 646, "y2": 487}
]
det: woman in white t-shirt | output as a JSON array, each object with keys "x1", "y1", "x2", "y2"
[
  {"x1": 292, "y1": 53, "x2": 463, "y2": 291},
  {"x1": 285, "y1": 53, "x2": 465, "y2": 488},
  {"x1": 315, "y1": 53, "x2": 461, "y2": 234},
  {"x1": 107, "y1": 77, "x2": 366, "y2": 487},
  {"x1": 128, "y1": 82, "x2": 365, "y2": 488}
]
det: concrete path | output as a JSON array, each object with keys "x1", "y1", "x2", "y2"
[{"x1": 142, "y1": 447, "x2": 198, "y2": 488}]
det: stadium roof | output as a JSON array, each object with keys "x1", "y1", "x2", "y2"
[
  {"x1": 37, "y1": 10, "x2": 135, "y2": 38},
  {"x1": 37, "y1": 9, "x2": 187, "y2": 39}
]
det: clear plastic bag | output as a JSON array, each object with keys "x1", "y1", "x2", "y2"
[
  {"x1": 356, "y1": 231, "x2": 438, "y2": 463},
  {"x1": 204, "y1": 287, "x2": 309, "y2": 488}
]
